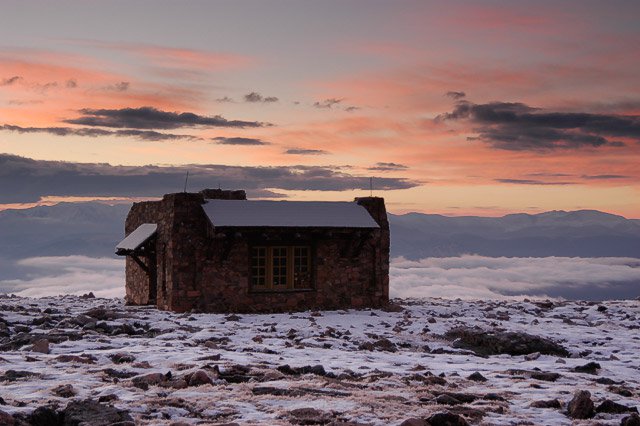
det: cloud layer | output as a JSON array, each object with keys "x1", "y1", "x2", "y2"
[
  {"x1": 438, "y1": 100, "x2": 638, "y2": 151},
  {"x1": 212, "y1": 136, "x2": 269, "y2": 145},
  {"x1": 390, "y1": 255, "x2": 640, "y2": 300},
  {"x1": 64, "y1": 106, "x2": 268, "y2": 129},
  {"x1": 0, "y1": 256, "x2": 124, "y2": 298},
  {"x1": 0, "y1": 154, "x2": 419, "y2": 203},
  {"x1": 1, "y1": 124, "x2": 200, "y2": 141},
  {"x1": 3, "y1": 255, "x2": 638, "y2": 301}
]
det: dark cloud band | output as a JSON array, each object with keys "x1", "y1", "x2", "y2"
[
  {"x1": 438, "y1": 100, "x2": 639, "y2": 151},
  {"x1": 1, "y1": 124, "x2": 200, "y2": 141},
  {"x1": 64, "y1": 106, "x2": 269, "y2": 129},
  {"x1": 284, "y1": 148, "x2": 328, "y2": 155},
  {"x1": 213, "y1": 136, "x2": 269, "y2": 145},
  {"x1": 0, "y1": 154, "x2": 420, "y2": 204}
]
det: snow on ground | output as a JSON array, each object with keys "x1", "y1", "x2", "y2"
[{"x1": 0, "y1": 295, "x2": 638, "y2": 425}]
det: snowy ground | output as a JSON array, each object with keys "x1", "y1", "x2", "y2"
[{"x1": 0, "y1": 295, "x2": 639, "y2": 425}]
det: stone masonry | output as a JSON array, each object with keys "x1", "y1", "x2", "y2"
[{"x1": 122, "y1": 189, "x2": 390, "y2": 313}]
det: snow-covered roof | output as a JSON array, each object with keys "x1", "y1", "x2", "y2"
[
  {"x1": 202, "y1": 200, "x2": 379, "y2": 228},
  {"x1": 115, "y1": 223, "x2": 157, "y2": 254}
]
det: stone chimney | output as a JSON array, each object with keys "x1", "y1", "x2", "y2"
[{"x1": 355, "y1": 197, "x2": 389, "y2": 230}]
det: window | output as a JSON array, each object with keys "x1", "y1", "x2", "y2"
[{"x1": 251, "y1": 246, "x2": 311, "y2": 290}]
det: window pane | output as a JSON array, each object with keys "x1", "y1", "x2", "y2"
[
  {"x1": 272, "y1": 246, "x2": 287, "y2": 287},
  {"x1": 293, "y1": 246, "x2": 311, "y2": 289},
  {"x1": 251, "y1": 247, "x2": 267, "y2": 288}
]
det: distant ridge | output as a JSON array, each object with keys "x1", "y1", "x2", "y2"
[
  {"x1": 0, "y1": 202, "x2": 639, "y2": 260},
  {"x1": 390, "y1": 209, "x2": 640, "y2": 259}
]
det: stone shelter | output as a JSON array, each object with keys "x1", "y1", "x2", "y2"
[{"x1": 115, "y1": 189, "x2": 389, "y2": 313}]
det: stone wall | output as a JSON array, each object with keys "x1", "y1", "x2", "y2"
[
  {"x1": 188, "y1": 227, "x2": 388, "y2": 313},
  {"x1": 123, "y1": 201, "x2": 160, "y2": 305}
]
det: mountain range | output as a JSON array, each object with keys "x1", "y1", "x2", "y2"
[{"x1": 1, "y1": 202, "x2": 639, "y2": 261}]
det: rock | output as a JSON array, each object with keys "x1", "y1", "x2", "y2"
[
  {"x1": 28, "y1": 406, "x2": 61, "y2": 426},
  {"x1": 530, "y1": 371, "x2": 561, "y2": 382},
  {"x1": 225, "y1": 314, "x2": 241, "y2": 322},
  {"x1": 288, "y1": 407, "x2": 332, "y2": 425},
  {"x1": 0, "y1": 409, "x2": 14, "y2": 426},
  {"x1": 52, "y1": 384, "x2": 76, "y2": 398},
  {"x1": 102, "y1": 368, "x2": 137, "y2": 379},
  {"x1": 530, "y1": 399, "x2": 561, "y2": 409},
  {"x1": 427, "y1": 412, "x2": 470, "y2": 426},
  {"x1": 596, "y1": 400, "x2": 638, "y2": 414},
  {"x1": 482, "y1": 393, "x2": 506, "y2": 402},
  {"x1": 277, "y1": 364, "x2": 328, "y2": 377},
  {"x1": 217, "y1": 364, "x2": 253, "y2": 383},
  {"x1": 358, "y1": 338, "x2": 397, "y2": 352},
  {"x1": 609, "y1": 385, "x2": 634, "y2": 397},
  {"x1": 432, "y1": 392, "x2": 477, "y2": 404},
  {"x1": 525, "y1": 352, "x2": 541, "y2": 361},
  {"x1": 97, "y1": 394, "x2": 118, "y2": 403},
  {"x1": 381, "y1": 302, "x2": 404, "y2": 312},
  {"x1": 447, "y1": 407, "x2": 485, "y2": 422},
  {"x1": 80, "y1": 292, "x2": 95, "y2": 299},
  {"x1": 0, "y1": 369, "x2": 41, "y2": 382},
  {"x1": 566, "y1": 390, "x2": 594, "y2": 419},
  {"x1": 109, "y1": 352, "x2": 135, "y2": 364},
  {"x1": 595, "y1": 377, "x2": 618, "y2": 385},
  {"x1": 132, "y1": 372, "x2": 169, "y2": 390},
  {"x1": 55, "y1": 354, "x2": 96, "y2": 364},
  {"x1": 30, "y1": 338, "x2": 50, "y2": 354},
  {"x1": 573, "y1": 361, "x2": 601, "y2": 374},
  {"x1": 444, "y1": 327, "x2": 569, "y2": 356},
  {"x1": 423, "y1": 375, "x2": 448, "y2": 385},
  {"x1": 400, "y1": 419, "x2": 428, "y2": 426},
  {"x1": 436, "y1": 394, "x2": 463, "y2": 405},
  {"x1": 467, "y1": 372, "x2": 487, "y2": 382},
  {"x1": 187, "y1": 369, "x2": 214, "y2": 387},
  {"x1": 621, "y1": 413, "x2": 640, "y2": 426},
  {"x1": 62, "y1": 399, "x2": 134, "y2": 426},
  {"x1": 83, "y1": 307, "x2": 121, "y2": 321}
]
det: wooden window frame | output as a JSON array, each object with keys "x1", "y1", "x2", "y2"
[{"x1": 250, "y1": 245, "x2": 312, "y2": 291}]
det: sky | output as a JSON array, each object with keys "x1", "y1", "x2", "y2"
[{"x1": 1, "y1": 0, "x2": 639, "y2": 217}]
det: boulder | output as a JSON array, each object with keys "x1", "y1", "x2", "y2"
[
  {"x1": 427, "y1": 412, "x2": 470, "y2": 426},
  {"x1": 436, "y1": 394, "x2": 463, "y2": 405},
  {"x1": 621, "y1": 414, "x2": 640, "y2": 426},
  {"x1": 358, "y1": 338, "x2": 397, "y2": 352},
  {"x1": 30, "y1": 339, "x2": 50, "y2": 354},
  {"x1": 288, "y1": 407, "x2": 332, "y2": 425},
  {"x1": 530, "y1": 399, "x2": 561, "y2": 409},
  {"x1": 445, "y1": 327, "x2": 569, "y2": 356},
  {"x1": 566, "y1": 390, "x2": 594, "y2": 419},
  {"x1": 187, "y1": 370, "x2": 214, "y2": 387},
  {"x1": 132, "y1": 372, "x2": 169, "y2": 390},
  {"x1": 109, "y1": 353, "x2": 135, "y2": 364},
  {"x1": 596, "y1": 400, "x2": 638, "y2": 414},
  {"x1": 28, "y1": 406, "x2": 61, "y2": 426},
  {"x1": 400, "y1": 419, "x2": 428, "y2": 426},
  {"x1": 573, "y1": 362, "x2": 601, "y2": 374},
  {"x1": 62, "y1": 399, "x2": 134, "y2": 426},
  {"x1": 52, "y1": 384, "x2": 76, "y2": 398},
  {"x1": 0, "y1": 409, "x2": 14, "y2": 426},
  {"x1": 467, "y1": 372, "x2": 487, "y2": 382}
]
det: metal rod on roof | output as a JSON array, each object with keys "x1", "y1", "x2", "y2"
[
  {"x1": 370, "y1": 177, "x2": 373, "y2": 197},
  {"x1": 183, "y1": 171, "x2": 189, "y2": 193}
]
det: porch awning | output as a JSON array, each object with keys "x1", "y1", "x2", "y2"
[{"x1": 115, "y1": 223, "x2": 157, "y2": 255}]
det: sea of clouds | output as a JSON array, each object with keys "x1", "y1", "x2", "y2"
[{"x1": 1, "y1": 255, "x2": 639, "y2": 300}]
